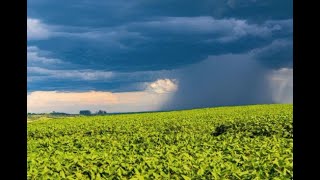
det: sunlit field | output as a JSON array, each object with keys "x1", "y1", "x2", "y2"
[{"x1": 28, "y1": 104, "x2": 292, "y2": 179}]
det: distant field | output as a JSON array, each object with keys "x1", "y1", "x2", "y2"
[{"x1": 27, "y1": 104, "x2": 293, "y2": 179}]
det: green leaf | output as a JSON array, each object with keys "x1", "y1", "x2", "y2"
[
  {"x1": 59, "y1": 171, "x2": 65, "y2": 178},
  {"x1": 197, "y1": 168, "x2": 205, "y2": 176},
  {"x1": 182, "y1": 175, "x2": 191, "y2": 180}
]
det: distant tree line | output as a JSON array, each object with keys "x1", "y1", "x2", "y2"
[
  {"x1": 27, "y1": 112, "x2": 47, "y2": 115},
  {"x1": 28, "y1": 110, "x2": 108, "y2": 116},
  {"x1": 50, "y1": 111, "x2": 69, "y2": 115},
  {"x1": 79, "y1": 110, "x2": 108, "y2": 115}
]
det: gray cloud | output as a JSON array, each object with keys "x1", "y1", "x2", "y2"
[
  {"x1": 127, "y1": 17, "x2": 291, "y2": 43},
  {"x1": 27, "y1": 46, "x2": 64, "y2": 66},
  {"x1": 268, "y1": 68, "x2": 293, "y2": 103},
  {"x1": 251, "y1": 39, "x2": 293, "y2": 69},
  {"x1": 28, "y1": 0, "x2": 292, "y2": 28},
  {"x1": 161, "y1": 40, "x2": 292, "y2": 110},
  {"x1": 161, "y1": 54, "x2": 273, "y2": 110},
  {"x1": 27, "y1": 17, "x2": 146, "y2": 50},
  {"x1": 28, "y1": 16, "x2": 291, "y2": 45},
  {"x1": 227, "y1": 0, "x2": 267, "y2": 9},
  {"x1": 27, "y1": 67, "x2": 114, "y2": 81}
]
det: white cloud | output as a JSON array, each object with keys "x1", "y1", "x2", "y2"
[
  {"x1": 250, "y1": 39, "x2": 292, "y2": 56},
  {"x1": 27, "y1": 46, "x2": 63, "y2": 65},
  {"x1": 27, "y1": 16, "x2": 291, "y2": 46},
  {"x1": 54, "y1": 29, "x2": 143, "y2": 41},
  {"x1": 27, "y1": 18, "x2": 51, "y2": 40},
  {"x1": 265, "y1": 19, "x2": 293, "y2": 33},
  {"x1": 52, "y1": 29, "x2": 145, "y2": 49},
  {"x1": 27, "y1": 78, "x2": 179, "y2": 113},
  {"x1": 268, "y1": 68, "x2": 293, "y2": 103},
  {"x1": 27, "y1": 90, "x2": 173, "y2": 113},
  {"x1": 27, "y1": 15, "x2": 292, "y2": 48},
  {"x1": 27, "y1": 46, "x2": 114, "y2": 82},
  {"x1": 227, "y1": 0, "x2": 266, "y2": 9},
  {"x1": 146, "y1": 79, "x2": 178, "y2": 94},
  {"x1": 129, "y1": 17, "x2": 289, "y2": 42},
  {"x1": 27, "y1": 46, "x2": 39, "y2": 51},
  {"x1": 27, "y1": 17, "x2": 145, "y2": 49},
  {"x1": 27, "y1": 67, "x2": 114, "y2": 81}
]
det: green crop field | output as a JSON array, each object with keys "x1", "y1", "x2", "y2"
[{"x1": 27, "y1": 104, "x2": 293, "y2": 179}]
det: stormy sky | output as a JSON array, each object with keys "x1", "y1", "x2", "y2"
[{"x1": 27, "y1": 0, "x2": 293, "y2": 113}]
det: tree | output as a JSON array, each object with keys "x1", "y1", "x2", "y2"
[
  {"x1": 80, "y1": 110, "x2": 91, "y2": 115},
  {"x1": 96, "y1": 110, "x2": 107, "y2": 115}
]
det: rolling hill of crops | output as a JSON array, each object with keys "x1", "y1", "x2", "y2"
[{"x1": 27, "y1": 104, "x2": 293, "y2": 179}]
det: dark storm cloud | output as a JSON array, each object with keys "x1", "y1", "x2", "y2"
[
  {"x1": 161, "y1": 54, "x2": 273, "y2": 110},
  {"x1": 28, "y1": 0, "x2": 292, "y2": 27},
  {"x1": 27, "y1": 16, "x2": 292, "y2": 72},
  {"x1": 251, "y1": 39, "x2": 293, "y2": 69},
  {"x1": 27, "y1": 0, "x2": 292, "y2": 111},
  {"x1": 161, "y1": 38, "x2": 292, "y2": 110}
]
